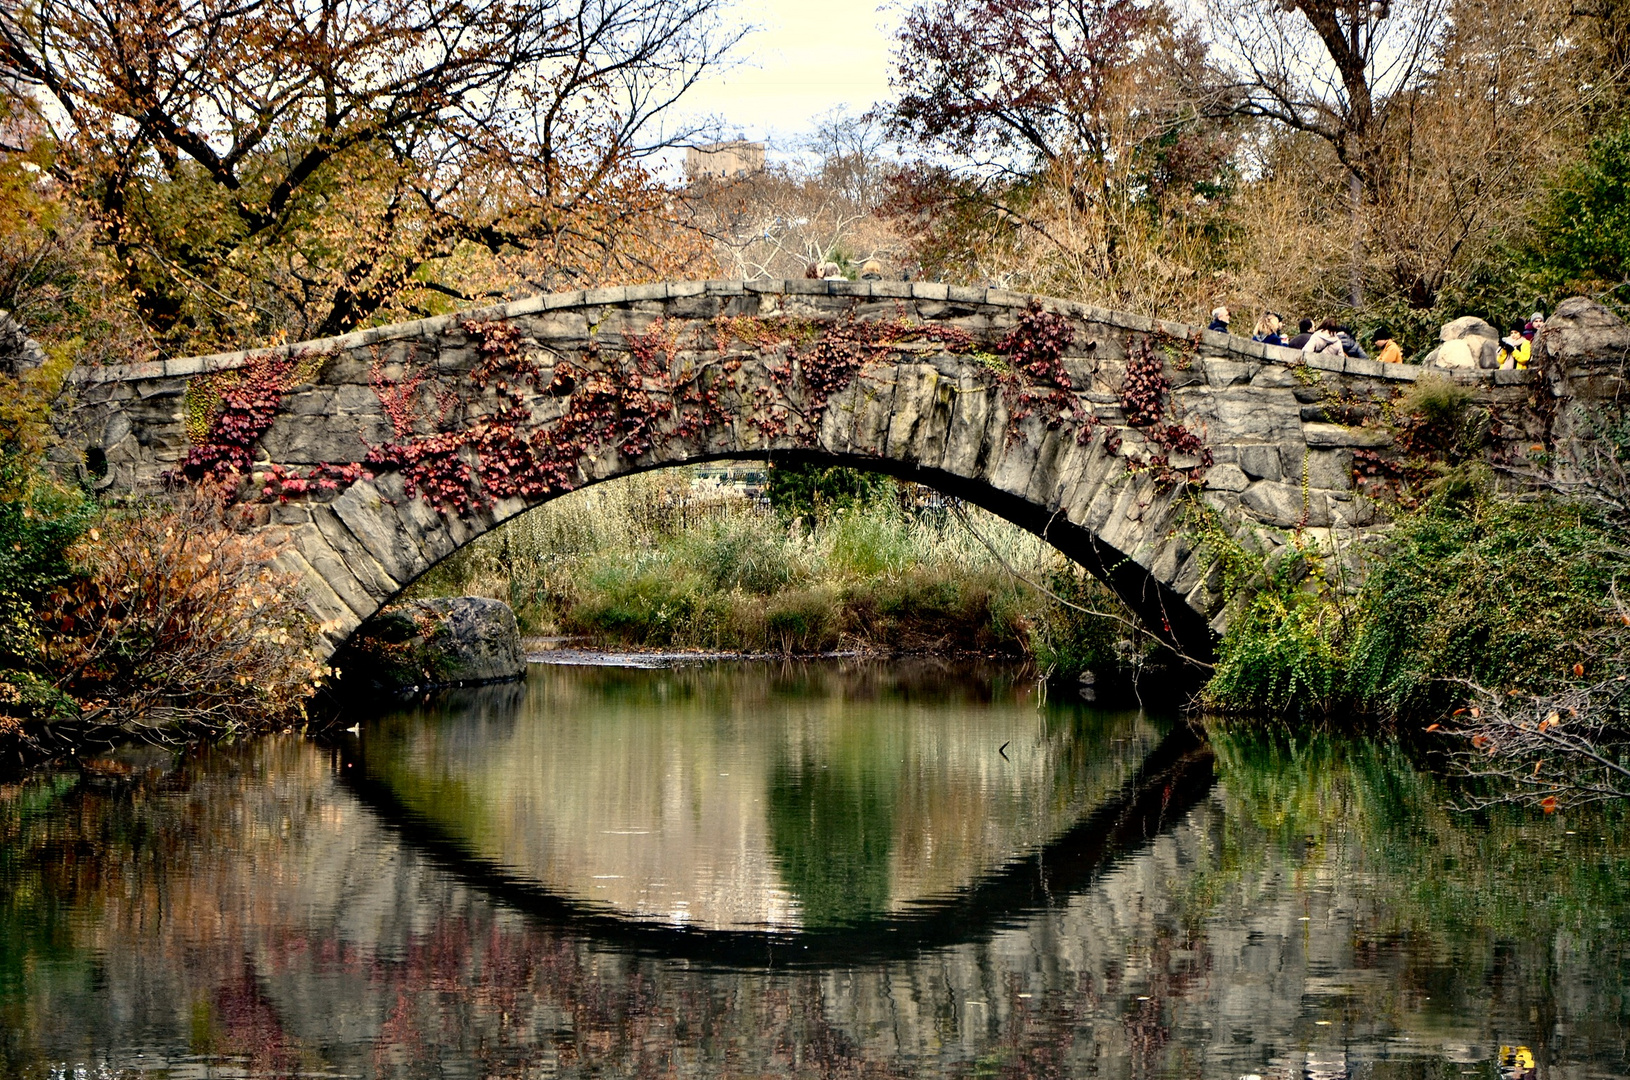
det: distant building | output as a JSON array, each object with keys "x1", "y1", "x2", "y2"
[{"x1": 685, "y1": 140, "x2": 766, "y2": 181}]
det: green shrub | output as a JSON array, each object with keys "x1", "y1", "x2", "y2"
[
  {"x1": 1347, "y1": 495, "x2": 1629, "y2": 717},
  {"x1": 677, "y1": 517, "x2": 796, "y2": 594},
  {"x1": 765, "y1": 460, "x2": 892, "y2": 519},
  {"x1": 560, "y1": 559, "x2": 708, "y2": 646},
  {"x1": 763, "y1": 587, "x2": 841, "y2": 653},
  {"x1": 1395, "y1": 374, "x2": 1474, "y2": 430},
  {"x1": 1529, "y1": 122, "x2": 1630, "y2": 299},
  {"x1": 1028, "y1": 568, "x2": 1122, "y2": 679}
]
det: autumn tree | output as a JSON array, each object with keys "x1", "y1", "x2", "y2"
[
  {"x1": 686, "y1": 112, "x2": 906, "y2": 281},
  {"x1": 1, "y1": 0, "x2": 739, "y2": 354},
  {"x1": 878, "y1": 0, "x2": 1237, "y2": 311}
]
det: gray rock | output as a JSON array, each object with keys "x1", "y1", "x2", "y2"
[
  {"x1": 0, "y1": 310, "x2": 48, "y2": 377},
  {"x1": 1302, "y1": 422, "x2": 1392, "y2": 448},
  {"x1": 1304, "y1": 448, "x2": 1354, "y2": 491},
  {"x1": 1240, "y1": 479, "x2": 1326, "y2": 528},
  {"x1": 1204, "y1": 462, "x2": 1250, "y2": 492},
  {"x1": 1537, "y1": 296, "x2": 1630, "y2": 376},
  {"x1": 1440, "y1": 315, "x2": 1500, "y2": 343},
  {"x1": 1236, "y1": 443, "x2": 1283, "y2": 481},
  {"x1": 340, "y1": 596, "x2": 526, "y2": 691}
]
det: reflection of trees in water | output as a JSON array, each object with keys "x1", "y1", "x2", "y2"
[
  {"x1": 767, "y1": 758, "x2": 896, "y2": 929},
  {"x1": 2, "y1": 719, "x2": 1629, "y2": 1077},
  {"x1": 357, "y1": 661, "x2": 1152, "y2": 929}
]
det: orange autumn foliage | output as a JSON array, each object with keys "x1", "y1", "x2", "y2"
[{"x1": 38, "y1": 497, "x2": 327, "y2": 741}]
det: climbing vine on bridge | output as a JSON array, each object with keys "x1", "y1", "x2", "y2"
[
  {"x1": 993, "y1": 300, "x2": 1110, "y2": 447},
  {"x1": 174, "y1": 300, "x2": 1171, "y2": 517},
  {"x1": 1121, "y1": 336, "x2": 1212, "y2": 488},
  {"x1": 177, "y1": 352, "x2": 324, "y2": 483}
]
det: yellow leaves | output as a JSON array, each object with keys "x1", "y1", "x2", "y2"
[
  {"x1": 88, "y1": 528, "x2": 99, "y2": 541},
  {"x1": 1540, "y1": 711, "x2": 1561, "y2": 732}
]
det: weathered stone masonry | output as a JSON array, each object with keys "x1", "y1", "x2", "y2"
[{"x1": 54, "y1": 280, "x2": 1587, "y2": 661}]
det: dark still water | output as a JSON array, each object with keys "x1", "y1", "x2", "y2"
[{"x1": 2, "y1": 660, "x2": 1628, "y2": 1079}]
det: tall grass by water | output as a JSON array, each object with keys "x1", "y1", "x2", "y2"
[{"x1": 406, "y1": 470, "x2": 1127, "y2": 664}]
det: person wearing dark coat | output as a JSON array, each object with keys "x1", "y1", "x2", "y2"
[
  {"x1": 1336, "y1": 326, "x2": 1369, "y2": 360},
  {"x1": 1287, "y1": 318, "x2": 1315, "y2": 350}
]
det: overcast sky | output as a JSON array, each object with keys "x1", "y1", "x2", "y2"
[{"x1": 654, "y1": 0, "x2": 903, "y2": 169}]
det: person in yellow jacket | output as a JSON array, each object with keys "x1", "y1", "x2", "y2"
[
  {"x1": 1501, "y1": 321, "x2": 1532, "y2": 370},
  {"x1": 1372, "y1": 329, "x2": 1404, "y2": 364}
]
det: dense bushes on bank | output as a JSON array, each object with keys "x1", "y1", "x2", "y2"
[
  {"x1": 1205, "y1": 490, "x2": 1630, "y2": 720},
  {"x1": 0, "y1": 365, "x2": 327, "y2": 767},
  {"x1": 407, "y1": 469, "x2": 1145, "y2": 670}
]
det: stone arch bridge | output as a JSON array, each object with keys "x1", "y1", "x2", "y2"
[{"x1": 56, "y1": 280, "x2": 1597, "y2": 662}]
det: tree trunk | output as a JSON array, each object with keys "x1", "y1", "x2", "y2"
[{"x1": 1348, "y1": 169, "x2": 1364, "y2": 310}]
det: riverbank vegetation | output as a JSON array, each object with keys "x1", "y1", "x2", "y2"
[
  {"x1": 0, "y1": 367, "x2": 326, "y2": 767},
  {"x1": 405, "y1": 465, "x2": 1141, "y2": 676}
]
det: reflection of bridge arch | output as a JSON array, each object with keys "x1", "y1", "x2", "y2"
[
  {"x1": 338, "y1": 710, "x2": 1214, "y2": 968},
  {"x1": 61, "y1": 281, "x2": 1442, "y2": 659}
]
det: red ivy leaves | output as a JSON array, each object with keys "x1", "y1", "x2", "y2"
[
  {"x1": 994, "y1": 301, "x2": 1093, "y2": 442},
  {"x1": 177, "y1": 357, "x2": 303, "y2": 481},
  {"x1": 1119, "y1": 336, "x2": 1210, "y2": 487},
  {"x1": 1120, "y1": 336, "x2": 1169, "y2": 428},
  {"x1": 260, "y1": 462, "x2": 374, "y2": 502}
]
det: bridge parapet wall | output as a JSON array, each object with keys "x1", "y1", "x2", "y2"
[{"x1": 51, "y1": 280, "x2": 1562, "y2": 657}]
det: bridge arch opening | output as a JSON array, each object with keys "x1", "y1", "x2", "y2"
[{"x1": 356, "y1": 449, "x2": 1216, "y2": 669}]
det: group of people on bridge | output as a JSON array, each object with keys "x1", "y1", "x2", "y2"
[{"x1": 1206, "y1": 306, "x2": 1545, "y2": 371}]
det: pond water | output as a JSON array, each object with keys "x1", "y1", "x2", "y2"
[{"x1": 1, "y1": 659, "x2": 1627, "y2": 1079}]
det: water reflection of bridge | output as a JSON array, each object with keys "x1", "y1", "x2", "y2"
[
  {"x1": 7, "y1": 664, "x2": 1624, "y2": 1078},
  {"x1": 341, "y1": 670, "x2": 1216, "y2": 964}
]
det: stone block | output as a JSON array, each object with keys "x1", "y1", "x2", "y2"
[
  {"x1": 581, "y1": 286, "x2": 628, "y2": 307},
  {"x1": 540, "y1": 289, "x2": 585, "y2": 310},
  {"x1": 1302, "y1": 422, "x2": 1392, "y2": 448},
  {"x1": 1304, "y1": 448, "x2": 1354, "y2": 491},
  {"x1": 1250, "y1": 365, "x2": 1302, "y2": 388},
  {"x1": 1205, "y1": 462, "x2": 1250, "y2": 492},
  {"x1": 310, "y1": 504, "x2": 402, "y2": 600},
  {"x1": 869, "y1": 280, "x2": 914, "y2": 299},
  {"x1": 883, "y1": 363, "x2": 948, "y2": 469},
  {"x1": 1204, "y1": 359, "x2": 1254, "y2": 388},
  {"x1": 331, "y1": 478, "x2": 433, "y2": 585},
  {"x1": 1240, "y1": 479, "x2": 1327, "y2": 528},
  {"x1": 622, "y1": 282, "x2": 668, "y2": 302}
]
